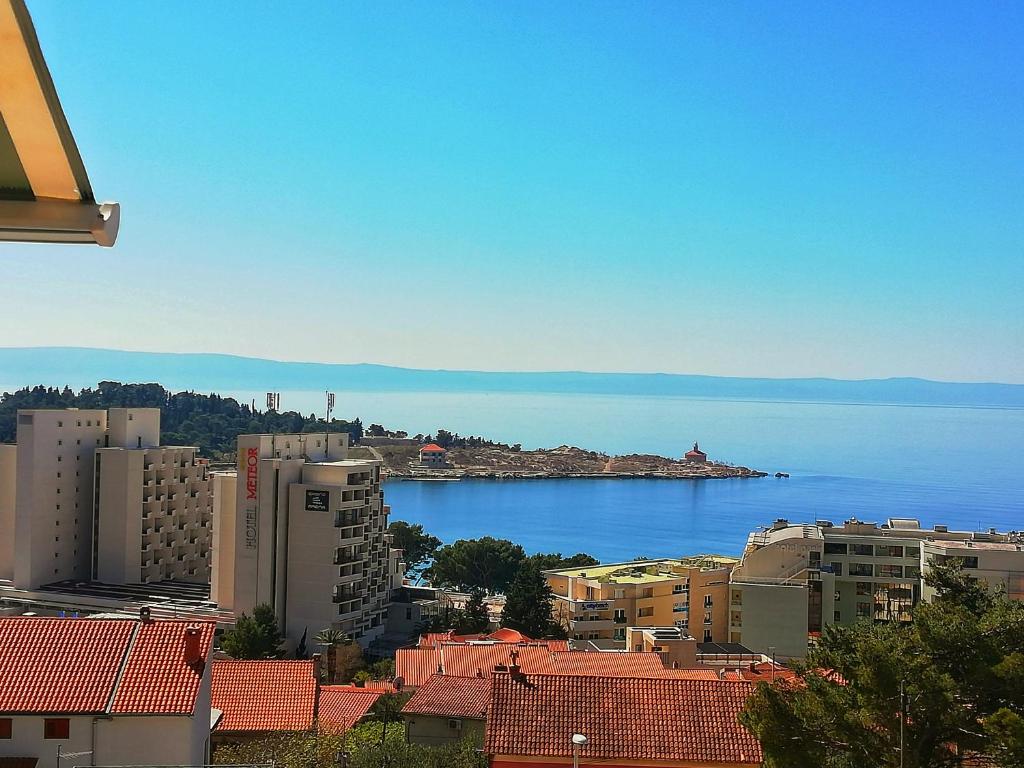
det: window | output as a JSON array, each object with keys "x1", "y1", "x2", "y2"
[
  {"x1": 613, "y1": 609, "x2": 626, "y2": 623},
  {"x1": 856, "y1": 602, "x2": 872, "y2": 618},
  {"x1": 57, "y1": 472, "x2": 61, "y2": 479},
  {"x1": 905, "y1": 547, "x2": 920, "y2": 559},
  {"x1": 44, "y1": 719, "x2": 70, "y2": 739},
  {"x1": 809, "y1": 551, "x2": 821, "y2": 567},
  {"x1": 57, "y1": 421, "x2": 63, "y2": 428},
  {"x1": 77, "y1": 421, "x2": 81, "y2": 427},
  {"x1": 824, "y1": 542, "x2": 847, "y2": 555},
  {"x1": 906, "y1": 566, "x2": 921, "y2": 578},
  {"x1": 703, "y1": 629, "x2": 712, "y2": 642},
  {"x1": 876, "y1": 545, "x2": 904, "y2": 558},
  {"x1": 0, "y1": 718, "x2": 10, "y2": 739},
  {"x1": 849, "y1": 563, "x2": 874, "y2": 577},
  {"x1": 57, "y1": 439, "x2": 62, "y2": 446},
  {"x1": 833, "y1": 611, "x2": 841, "y2": 622},
  {"x1": 613, "y1": 588, "x2": 625, "y2": 599},
  {"x1": 878, "y1": 564, "x2": 903, "y2": 578},
  {"x1": 703, "y1": 594, "x2": 713, "y2": 607},
  {"x1": 585, "y1": 587, "x2": 595, "y2": 600},
  {"x1": 830, "y1": 561, "x2": 843, "y2": 576},
  {"x1": 856, "y1": 581, "x2": 872, "y2": 596},
  {"x1": 672, "y1": 584, "x2": 684, "y2": 593},
  {"x1": 703, "y1": 610, "x2": 713, "y2": 625},
  {"x1": 851, "y1": 543, "x2": 873, "y2": 556},
  {"x1": 961, "y1": 556, "x2": 979, "y2": 569}
]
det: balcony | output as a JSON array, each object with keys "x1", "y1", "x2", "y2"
[{"x1": 569, "y1": 618, "x2": 615, "y2": 631}]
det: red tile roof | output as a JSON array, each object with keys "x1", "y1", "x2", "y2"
[
  {"x1": 397, "y1": 645, "x2": 667, "y2": 687},
  {"x1": 211, "y1": 660, "x2": 317, "y2": 732},
  {"x1": 417, "y1": 631, "x2": 569, "y2": 651},
  {"x1": 420, "y1": 444, "x2": 445, "y2": 453},
  {"x1": 111, "y1": 622, "x2": 215, "y2": 714},
  {"x1": 654, "y1": 667, "x2": 722, "y2": 680},
  {"x1": 485, "y1": 673, "x2": 761, "y2": 765},
  {"x1": 401, "y1": 675, "x2": 490, "y2": 720},
  {"x1": 721, "y1": 662, "x2": 798, "y2": 683},
  {"x1": 318, "y1": 686, "x2": 382, "y2": 732},
  {"x1": 0, "y1": 618, "x2": 212, "y2": 715}
]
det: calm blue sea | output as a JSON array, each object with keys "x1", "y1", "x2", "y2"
[{"x1": 227, "y1": 390, "x2": 1024, "y2": 560}]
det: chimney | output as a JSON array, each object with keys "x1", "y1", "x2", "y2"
[
  {"x1": 139, "y1": 606, "x2": 151, "y2": 623},
  {"x1": 184, "y1": 627, "x2": 204, "y2": 670},
  {"x1": 312, "y1": 653, "x2": 323, "y2": 682}
]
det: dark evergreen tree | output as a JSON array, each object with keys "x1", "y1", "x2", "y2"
[
  {"x1": 220, "y1": 604, "x2": 285, "y2": 659},
  {"x1": 456, "y1": 588, "x2": 491, "y2": 634},
  {"x1": 501, "y1": 563, "x2": 562, "y2": 638}
]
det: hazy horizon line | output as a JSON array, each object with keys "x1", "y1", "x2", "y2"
[{"x1": 3, "y1": 344, "x2": 1023, "y2": 388}]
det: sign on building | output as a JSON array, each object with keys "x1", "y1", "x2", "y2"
[{"x1": 305, "y1": 489, "x2": 330, "y2": 512}]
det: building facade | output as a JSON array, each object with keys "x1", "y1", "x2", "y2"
[
  {"x1": 729, "y1": 517, "x2": 1024, "y2": 659},
  {"x1": 0, "y1": 407, "x2": 211, "y2": 589},
  {"x1": 94, "y1": 408, "x2": 212, "y2": 584},
  {"x1": 210, "y1": 433, "x2": 404, "y2": 649},
  {"x1": 8, "y1": 408, "x2": 107, "y2": 588},
  {"x1": 545, "y1": 556, "x2": 736, "y2": 646}
]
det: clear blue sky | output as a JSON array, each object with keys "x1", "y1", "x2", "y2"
[{"x1": 5, "y1": 1, "x2": 1023, "y2": 382}]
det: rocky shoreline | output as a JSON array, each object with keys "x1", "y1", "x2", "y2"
[{"x1": 363, "y1": 443, "x2": 769, "y2": 481}]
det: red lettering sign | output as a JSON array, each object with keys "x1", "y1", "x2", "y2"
[{"x1": 245, "y1": 447, "x2": 259, "y2": 500}]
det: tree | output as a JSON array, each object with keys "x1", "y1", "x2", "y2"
[
  {"x1": 456, "y1": 588, "x2": 491, "y2": 634},
  {"x1": 220, "y1": 604, "x2": 284, "y2": 659},
  {"x1": 740, "y1": 561, "x2": 1024, "y2": 767},
  {"x1": 316, "y1": 627, "x2": 364, "y2": 684},
  {"x1": 388, "y1": 521, "x2": 442, "y2": 577},
  {"x1": 501, "y1": 563, "x2": 563, "y2": 638},
  {"x1": 426, "y1": 537, "x2": 525, "y2": 592},
  {"x1": 523, "y1": 552, "x2": 599, "y2": 572}
]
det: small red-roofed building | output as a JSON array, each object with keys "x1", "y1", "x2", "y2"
[
  {"x1": 684, "y1": 442, "x2": 708, "y2": 464},
  {"x1": 484, "y1": 672, "x2": 761, "y2": 767},
  {"x1": 318, "y1": 686, "x2": 383, "y2": 733},
  {"x1": 0, "y1": 617, "x2": 215, "y2": 768},
  {"x1": 401, "y1": 675, "x2": 490, "y2": 746},
  {"x1": 417, "y1": 444, "x2": 449, "y2": 468}
]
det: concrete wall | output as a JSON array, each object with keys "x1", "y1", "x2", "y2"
[
  {"x1": 106, "y1": 408, "x2": 160, "y2": 450},
  {"x1": 94, "y1": 448, "x2": 144, "y2": 583},
  {"x1": 0, "y1": 445, "x2": 16, "y2": 580},
  {"x1": 404, "y1": 714, "x2": 484, "y2": 747},
  {"x1": 735, "y1": 581, "x2": 809, "y2": 659},
  {"x1": 211, "y1": 472, "x2": 237, "y2": 609}
]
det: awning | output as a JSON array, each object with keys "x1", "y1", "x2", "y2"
[{"x1": 0, "y1": 0, "x2": 118, "y2": 246}]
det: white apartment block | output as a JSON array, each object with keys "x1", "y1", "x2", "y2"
[
  {"x1": 729, "y1": 517, "x2": 1024, "y2": 659},
  {"x1": 211, "y1": 432, "x2": 404, "y2": 649},
  {"x1": 0, "y1": 407, "x2": 211, "y2": 589},
  {"x1": 6, "y1": 408, "x2": 107, "y2": 588},
  {"x1": 94, "y1": 408, "x2": 213, "y2": 584}
]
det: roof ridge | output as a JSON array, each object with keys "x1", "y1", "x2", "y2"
[{"x1": 103, "y1": 620, "x2": 141, "y2": 714}]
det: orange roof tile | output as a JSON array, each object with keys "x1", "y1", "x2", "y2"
[
  {"x1": 318, "y1": 686, "x2": 382, "y2": 732},
  {"x1": 397, "y1": 644, "x2": 667, "y2": 687},
  {"x1": 401, "y1": 675, "x2": 490, "y2": 720},
  {"x1": 111, "y1": 622, "x2": 215, "y2": 714},
  {"x1": 420, "y1": 444, "x2": 445, "y2": 453},
  {"x1": 655, "y1": 667, "x2": 722, "y2": 680},
  {"x1": 484, "y1": 673, "x2": 761, "y2": 765},
  {"x1": 0, "y1": 618, "x2": 210, "y2": 715},
  {"x1": 211, "y1": 660, "x2": 316, "y2": 732}
]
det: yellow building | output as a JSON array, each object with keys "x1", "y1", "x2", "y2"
[{"x1": 545, "y1": 556, "x2": 737, "y2": 646}]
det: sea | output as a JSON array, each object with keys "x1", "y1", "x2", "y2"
[{"x1": 225, "y1": 390, "x2": 1024, "y2": 561}]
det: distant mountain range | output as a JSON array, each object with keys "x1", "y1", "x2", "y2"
[{"x1": 1, "y1": 347, "x2": 1022, "y2": 408}]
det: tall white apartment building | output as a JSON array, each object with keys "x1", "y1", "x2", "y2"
[
  {"x1": 94, "y1": 408, "x2": 213, "y2": 584},
  {"x1": 211, "y1": 432, "x2": 404, "y2": 649},
  {"x1": 0, "y1": 407, "x2": 212, "y2": 589},
  {"x1": 5, "y1": 408, "x2": 107, "y2": 588}
]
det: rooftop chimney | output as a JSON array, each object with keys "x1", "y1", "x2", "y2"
[
  {"x1": 184, "y1": 627, "x2": 204, "y2": 670},
  {"x1": 139, "y1": 606, "x2": 151, "y2": 623}
]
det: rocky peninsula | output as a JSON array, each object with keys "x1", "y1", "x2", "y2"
[{"x1": 356, "y1": 442, "x2": 767, "y2": 480}]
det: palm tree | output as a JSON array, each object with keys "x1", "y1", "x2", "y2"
[{"x1": 315, "y1": 627, "x2": 348, "y2": 684}]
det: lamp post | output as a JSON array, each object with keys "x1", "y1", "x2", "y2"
[{"x1": 572, "y1": 733, "x2": 588, "y2": 768}]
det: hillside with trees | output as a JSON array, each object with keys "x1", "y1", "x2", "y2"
[{"x1": 0, "y1": 382, "x2": 362, "y2": 459}]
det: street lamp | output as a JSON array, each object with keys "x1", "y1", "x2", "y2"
[{"x1": 572, "y1": 733, "x2": 588, "y2": 768}]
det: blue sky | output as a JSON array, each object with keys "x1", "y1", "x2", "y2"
[{"x1": 4, "y1": 2, "x2": 1022, "y2": 382}]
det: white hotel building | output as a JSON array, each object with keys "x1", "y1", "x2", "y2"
[
  {"x1": 211, "y1": 432, "x2": 404, "y2": 649},
  {"x1": 0, "y1": 407, "x2": 212, "y2": 589}
]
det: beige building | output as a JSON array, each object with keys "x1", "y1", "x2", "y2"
[
  {"x1": 0, "y1": 407, "x2": 211, "y2": 589},
  {"x1": 545, "y1": 556, "x2": 737, "y2": 646},
  {"x1": 626, "y1": 625, "x2": 698, "y2": 668},
  {"x1": 6, "y1": 408, "x2": 107, "y2": 588},
  {"x1": 729, "y1": 517, "x2": 1024, "y2": 659},
  {"x1": 94, "y1": 409, "x2": 213, "y2": 584},
  {"x1": 211, "y1": 433, "x2": 404, "y2": 649}
]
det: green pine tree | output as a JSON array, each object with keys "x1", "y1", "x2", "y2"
[
  {"x1": 501, "y1": 564, "x2": 562, "y2": 638},
  {"x1": 220, "y1": 603, "x2": 285, "y2": 659},
  {"x1": 457, "y1": 587, "x2": 491, "y2": 634}
]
